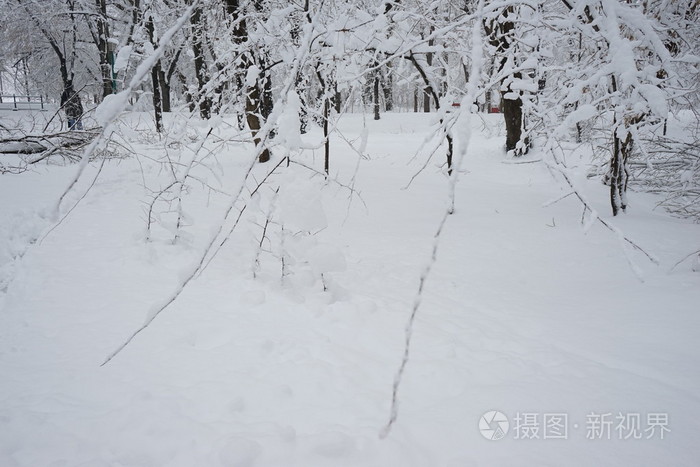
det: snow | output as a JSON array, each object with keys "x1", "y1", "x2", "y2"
[
  {"x1": 246, "y1": 66, "x2": 261, "y2": 88},
  {"x1": 275, "y1": 91, "x2": 304, "y2": 150},
  {"x1": 277, "y1": 175, "x2": 328, "y2": 232},
  {"x1": 114, "y1": 45, "x2": 133, "y2": 73},
  {"x1": 94, "y1": 92, "x2": 128, "y2": 126},
  {"x1": 1, "y1": 111, "x2": 699, "y2": 466},
  {"x1": 558, "y1": 104, "x2": 597, "y2": 136},
  {"x1": 0, "y1": 141, "x2": 46, "y2": 154}
]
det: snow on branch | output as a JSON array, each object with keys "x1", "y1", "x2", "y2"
[{"x1": 101, "y1": 3, "x2": 326, "y2": 366}]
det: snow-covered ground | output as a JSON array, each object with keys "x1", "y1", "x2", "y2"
[{"x1": 1, "y1": 111, "x2": 699, "y2": 466}]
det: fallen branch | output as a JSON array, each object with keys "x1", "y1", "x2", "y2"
[{"x1": 669, "y1": 248, "x2": 700, "y2": 272}]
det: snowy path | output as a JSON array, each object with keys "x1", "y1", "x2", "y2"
[{"x1": 1, "y1": 113, "x2": 699, "y2": 466}]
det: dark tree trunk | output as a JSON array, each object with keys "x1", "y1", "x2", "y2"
[
  {"x1": 299, "y1": 87, "x2": 308, "y2": 134},
  {"x1": 502, "y1": 75, "x2": 523, "y2": 152},
  {"x1": 226, "y1": 0, "x2": 270, "y2": 162},
  {"x1": 261, "y1": 66, "x2": 273, "y2": 120},
  {"x1": 260, "y1": 61, "x2": 274, "y2": 138},
  {"x1": 383, "y1": 71, "x2": 393, "y2": 111},
  {"x1": 27, "y1": 2, "x2": 82, "y2": 123},
  {"x1": 413, "y1": 88, "x2": 418, "y2": 112},
  {"x1": 95, "y1": 0, "x2": 112, "y2": 100},
  {"x1": 151, "y1": 66, "x2": 163, "y2": 132},
  {"x1": 610, "y1": 126, "x2": 630, "y2": 216},
  {"x1": 158, "y1": 68, "x2": 171, "y2": 112},
  {"x1": 575, "y1": 119, "x2": 582, "y2": 143},
  {"x1": 177, "y1": 70, "x2": 196, "y2": 113},
  {"x1": 160, "y1": 45, "x2": 184, "y2": 113},
  {"x1": 186, "y1": 92, "x2": 195, "y2": 113},
  {"x1": 244, "y1": 89, "x2": 269, "y2": 164},
  {"x1": 146, "y1": 16, "x2": 163, "y2": 132},
  {"x1": 314, "y1": 67, "x2": 331, "y2": 175},
  {"x1": 373, "y1": 72, "x2": 380, "y2": 120},
  {"x1": 125, "y1": 0, "x2": 141, "y2": 46},
  {"x1": 423, "y1": 37, "x2": 434, "y2": 113},
  {"x1": 323, "y1": 96, "x2": 329, "y2": 176},
  {"x1": 462, "y1": 61, "x2": 469, "y2": 91},
  {"x1": 608, "y1": 77, "x2": 641, "y2": 216},
  {"x1": 485, "y1": 6, "x2": 528, "y2": 155},
  {"x1": 245, "y1": 84, "x2": 270, "y2": 162},
  {"x1": 190, "y1": 6, "x2": 211, "y2": 119},
  {"x1": 203, "y1": 31, "x2": 226, "y2": 115},
  {"x1": 573, "y1": 33, "x2": 583, "y2": 142},
  {"x1": 333, "y1": 81, "x2": 341, "y2": 113}
]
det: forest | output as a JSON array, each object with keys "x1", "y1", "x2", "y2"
[{"x1": 0, "y1": 0, "x2": 699, "y2": 465}]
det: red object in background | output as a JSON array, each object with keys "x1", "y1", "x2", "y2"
[
  {"x1": 490, "y1": 107, "x2": 500, "y2": 113},
  {"x1": 452, "y1": 102, "x2": 461, "y2": 108}
]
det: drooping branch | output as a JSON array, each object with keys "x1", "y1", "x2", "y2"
[{"x1": 381, "y1": 0, "x2": 486, "y2": 437}]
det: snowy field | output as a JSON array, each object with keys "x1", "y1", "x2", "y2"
[{"x1": 1, "y1": 110, "x2": 699, "y2": 466}]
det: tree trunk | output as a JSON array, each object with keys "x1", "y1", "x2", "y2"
[
  {"x1": 158, "y1": 69, "x2": 171, "y2": 112},
  {"x1": 260, "y1": 61, "x2": 274, "y2": 138},
  {"x1": 177, "y1": 70, "x2": 196, "y2": 113},
  {"x1": 299, "y1": 88, "x2": 308, "y2": 134},
  {"x1": 608, "y1": 75, "x2": 637, "y2": 216},
  {"x1": 446, "y1": 134, "x2": 454, "y2": 176},
  {"x1": 608, "y1": 75, "x2": 642, "y2": 216},
  {"x1": 423, "y1": 37, "x2": 434, "y2": 113},
  {"x1": 261, "y1": 67, "x2": 273, "y2": 120},
  {"x1": 485, "y1": 6, "x2": 527, "y2": 154},
  {"x1": 610, "y1": 126, "x2": 629, "y2": 216},
  {"x1": 245, "y1": 84, "x2": 270, "y2": 163},
  {"x1": 146, "y1": 17, "x2": 163, "y2": 132},
  {"x1": 373, "y1": 72, "x2": 380, "y2": 120},
  {"x1": 190, "y1": 6, "x2": 211, "y2": 119},
  {"x1": 151, "y1": 66, "x2": 163, "y2": 132},
  {"x1": 323, "y1": 96, "x2": 329, "y2": 176},
  {"x1": 333, "y1": 81, "x2": 341, "y2": 113},
  {"x1": 383, "y1": 70, "x2": 393, "y2": 111},
  {"x1": 502, "y1": 77, "x2": 523, "y2": 152},
  {"x1": 290, "y1": 9, "x2": 308, "y2": 132},
  {"x1": 226, "y1": 0, "x2": 270, "y2": 161},
  {"x1": 95, "y1": 0, "x2": 112, "y2": 100},
  {"x1": 314, "y1": 66, "x2": 331, "y2": 174}
]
